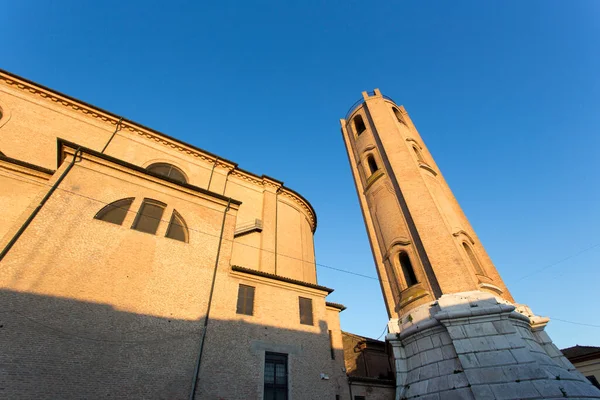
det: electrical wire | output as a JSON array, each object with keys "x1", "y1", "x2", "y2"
[{"x1": 1, "y1": 168, "x2": 599, "y2": 331}]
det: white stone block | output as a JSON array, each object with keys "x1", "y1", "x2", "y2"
[
  {"x1": 465, "y1": 366, "x2": 508, "y2": 384},
  {"x1": 422, "y1": 348, "x2": 444, "y2": 365},
  {"x1": 492, "y1": 320, "x2": 516, "y2": 334},
  {"x1": 437, "y1": 359, "x2": 461, "y2": 376},
  {"x1": 417, "y1": 336, "x2": 434, "y2": 352},
  {"x1": 485, "y1": 334, "x2": 511, "y2": 350},
  {"x1": 448, "y1": 372, "x2": 470, "y2": 389},
  {"x1": 476, "y1": 349, "x2": 517, "y2": 367},
  {"x1": 444, "y1": 387, "x2": 475, "y2": 399},
  {"x1": 441, "y1": 344, "x2": 457, "y2": 360},
  {"x1": 532, "y1": 380, "x2": 568, "y2": 398},
  {"x1": 470, "y1": 384, "x2": 495, "y2": 400},
  {"x1": 453, "y1": 339, "x2": 473, "y2": 354},
  {"x1": 489, "y1": 381, "x2": 541, "y2": 399},
  {"x1": 509, "y1": 348, "x2": 535, "y2": 363},
  {"x1": 420, "y1": 362, "x2": 439, "y2": 380},
  {"x1": 446, "y1": 325, "x2": 466, "y2": 339},
  {"x1": 427, "y1": 375, "x2": 450, "y2": 393},
  {"x1": 463, "y1": 322, "x2": 498, "y2": 337},
  {"x1": 458, "y1": 353, "x2": 479, "y2": 369}
]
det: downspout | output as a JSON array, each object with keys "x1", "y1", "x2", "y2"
[
  {"x1": 189, "y1": 198, "x2": 231, "y2": 400},
  {"x1": 207, "y1": 157, "x2": 219, "y2": 191},
  {"x1": 274, "y1": 188, "x2": 279, "y2": 275},
  {"x1": 0, "y1": 148, "x2": 82, "y2": 262},
  {"x1": 101, "y1": 117, "x2": 123, "y2": 154}
]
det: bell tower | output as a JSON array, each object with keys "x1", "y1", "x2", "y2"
[{"x1": 340, "y1": 90, "x2": 600, "y2": 399}]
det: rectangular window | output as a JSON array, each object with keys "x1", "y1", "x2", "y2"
[
  {"x1": 354, "y1": 396, "x2": 366, "y2": 400},
  {"x1": 236, "y1": 284, "x2": 255, "y2": 316},
  {"x1": 264, "y1": 352, "x2": 288, "y2": 400},
  {"x1": 299, "y1": 297, "x2": 313, "y2": 325},
  {"x1": 329, "y1": 330, "x2": 335, "y2": 359}
]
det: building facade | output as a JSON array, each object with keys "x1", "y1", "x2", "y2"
[
  {"x1": 340, "y1": 90, "x2": 600, "y2": 399},
  {"x1": 0, "y1": 69, "x2": 349, "y2": 399}
]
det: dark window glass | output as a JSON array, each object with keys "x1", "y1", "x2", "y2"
[
  {"x1": 94, "y1": 198, "x2": 134, "y2": 225},
  {"x1": 165, "y1": 210, "x2": 188, "y2": 242},
  {"x1": 131, "y1": 199, "x2": 166, "y2": 234},
  {"x1": 147, "y1": 163, "x2": 187, "y2": 183},
  {"x1": 355, "y1": 397, "x2": 366, "y2": 400},
  {"x1": 299, "y1": 297, "x2": 313, "y2": 325},
  {"x1": 236, "y1": 284, "x2": 255, "y2": 316},
  {"x1": 354, "y1": 115, "x2": 366, "y2": 135},
  {"x1": 264, "y1": 352, "x2": 288, "y2": 400},
  {"x1": 463, "y1": 243, "x2": 484, "y2": 276},
  {"x1": 367, "y1": 155, "x2": 378, "y2": 175},
  {"x1": 399, "y1": 252, "x2": 418, "y2": 287},
  {"x1": 329, "y1": 330, "x2": 335, "y2": 360}
]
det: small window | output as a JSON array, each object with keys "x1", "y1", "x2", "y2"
[
  {"x1": 462, "y1": 242, "x2": 484, "y2": 276},
  {"x1": 147, "y1": 163, "x2": 187, "y2": 183},
  {"x1": 367, "y1": 155, "x2": 379, "y2": 175},
  {"x1": 299, "y1": 297, "x2": 313, "y2": 325},
  {"x1": 131, "y1": 199, "x2": 166, "y2": 234},
  {"x1": 236, "y1": 284, "x2": 255, "y2": 316},
  {"x1": 353, "y1": 115, "x2": 366, "y2": 135},
  {"x1": 355, "y1": 396, "x2": 366, "y2": 400},
  {"x1": 165, "y1": 210, "x2": 188, "y2": 242},
  {"x1": 393, "y1": 107, "x2": 405, "y2": 124},
  {"x1": 94, "y1": 198, "x2": 134, "y2": 225},
  {"x1": 399, "y1": 252, "x2": 418, "y2": 287},
  {"x1": 264, "y1": 352, "x2": 288, "y2": 400}
]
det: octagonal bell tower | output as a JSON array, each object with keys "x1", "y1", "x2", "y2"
[{"x1": 340, "y1": 90, "x2": 600, "y2": 399}]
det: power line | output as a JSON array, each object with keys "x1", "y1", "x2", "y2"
[{"x1": 2, "y1": 168, "x2": 600, "y2": 331}]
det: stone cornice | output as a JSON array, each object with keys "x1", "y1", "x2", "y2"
[{"x1": 0, "y1": 69, "x2": 317, "y2": 231}]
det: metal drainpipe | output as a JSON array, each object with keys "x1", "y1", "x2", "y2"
[
  {"x1": 189, "y1": 198, "x2": 231, "y2": 400},
  {"x1": 274, "y1": 188, "x2": 279, "y2": 275},
  {"x1": 0, "y1": 148, "x2": 82, "y2": 262},
  {"x1": 101, "y1": 117, "x2": 123, "y2": 154},
  {"x1": 207, "y1": 157, "x2": 219, "y2": 191}
]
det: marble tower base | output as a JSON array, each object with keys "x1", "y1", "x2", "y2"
[{"x1": 387, "y1": 291, "x2": 600, "y2": 399}]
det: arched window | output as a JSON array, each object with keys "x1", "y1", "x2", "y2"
[
  {"x1": 413, "y1": 146, "x2": 425, "y2": 163},
  {"x1": 393, "y1": 107, "x2": 405, "y2": 124},
  {"x1": 132, "y1": 199, "x2": 166, "y2": 234},
  {"x1": 165, "y1": 210, "x2": 189, "y2": 242},
  {"x1": 462, "y1": 242, "x2": 484, "y2": 276},
  {"x1": 367, "y1": 155, "x2": 379, "y2": 175},
  {"x1": 147, "y1": 163, "x2": 187, "y2": 183},
  {"x1": 353, "y1": 115, "x2": 366, "y2": 136},
  {"x1": 399, "y1": 252, "x2": 418, "y2": 287},
  {"x1": 94, "y1": 198, "x2": 134, "y2": 225}
]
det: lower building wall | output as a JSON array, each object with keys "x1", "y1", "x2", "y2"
[{"x1": 350, "y1": 382, "x2": 395, "y2": 400}]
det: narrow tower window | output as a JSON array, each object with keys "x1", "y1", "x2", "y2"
[
  {"x1": 399, "y1": 252, "x2": 418, "y2": 287},
  {"x1": 462, "y1": 242, "x2": 484, "y2": 276},
  {"x1": 299, "y1": 297, "x2": 313, "y2": 325},
  {"x1": 94, "y1": 198, "x2": 134, "y2": 225},
  {"x1": 367, "y1": 155, "x2": 379, "y2": 175},
  {"x1": 165, "y1": 210, "x2": 189, "y2": 242},
  {"x1": 353, "y1": 115, "x2": 366, "y2": 135},
  {"x1": 147, "y1": 163, "x2": 187, "y2": 183},
  {"x1": 131, "y1": 199, "x2": 166, "y2": 234},
  {"x1": 393, "y1": 107, "x2": 405, "y2": 124},
  {"x1": 413, "y1": 146, "x2": 424, "y2": 163}
]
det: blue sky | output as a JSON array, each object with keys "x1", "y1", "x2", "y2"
[{"x1": 2, "y1": 1, "x2": 599, "y2": 348}]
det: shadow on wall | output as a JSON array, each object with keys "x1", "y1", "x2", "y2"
[{"x1": 0, "y1": 289, "x2": 343, "y2": 399}]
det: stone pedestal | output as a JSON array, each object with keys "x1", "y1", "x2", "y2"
[{"x1": 387, "y1": 291, "x2": 600, "y2": 400}]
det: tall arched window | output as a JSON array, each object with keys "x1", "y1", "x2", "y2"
[
  {"x1": 147, "y1": 163, "x2": 187, "y2": 183},
  {"x1": 413, "y1": 146, "x2": 424, "y2": 163},
  {"x1": 393, "y1": 107, "x2": 405, "y2": 124},
  {"x1": 462, "y1": 242, "x2": 484, "y2": 276},
  {"x1": 399, "y1": 252, "x2": 418, "y2": 287},
  {"x1": 132, "y1": 199, "x2": 166, "y2": 234},
  {"x1": 94, "y1": 198, "x2": 134, "y2": 225},
  {"x1": 367, "y1": 155, "x2": 379, "y2": 175},
  {"x1": 165, "y1": 210, "x2": 189, "y2": 242},
  {"x1": 353, "y1": 115, "x2": 366, "y2": 136}
]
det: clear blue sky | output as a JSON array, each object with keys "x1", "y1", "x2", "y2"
[{"x1": 2, "y1": 1, "x2": 599, "y2": 348}]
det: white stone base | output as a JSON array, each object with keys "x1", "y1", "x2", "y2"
[{"x1": 387, "y1": 291, "x2": 600, "y2": 399}]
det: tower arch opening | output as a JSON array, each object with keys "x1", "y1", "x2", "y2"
[
  {"x1": 399, "y1": 251, "x2": 418, "y2": 288},
  {"x1": 462, "y1": 242, "x2": 485, "y2": 276},
  {"x1": 353, "y1": 115, "x2": 366, "y2": 136},
  {"x1": 367, "y1": 155, "x2": 379, "y2": 175}
]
